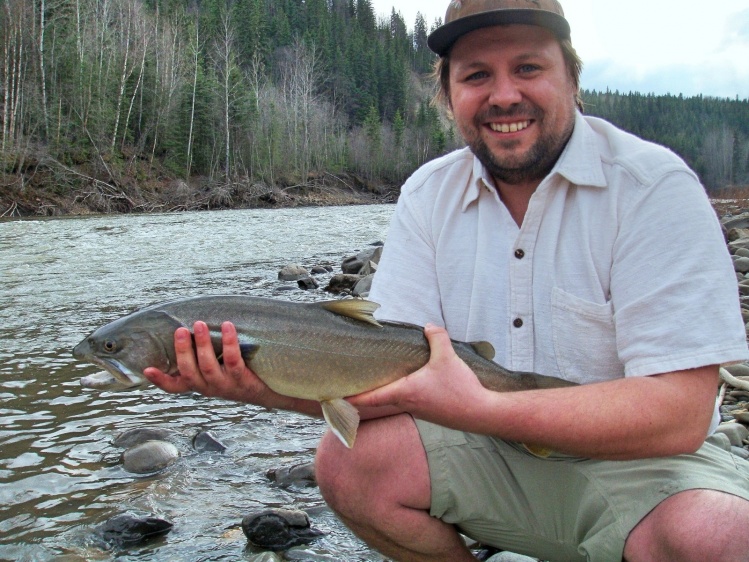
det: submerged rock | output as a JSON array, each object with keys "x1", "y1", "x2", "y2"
[
  {"x1": 266, "y1": 461, "x2": 316, "y2": 488},
  {"x1": 192, "y1": 429, "x2": 227, "y2": 453},
  {"x1": 278, "y1": 264, "x2": 309, "y2": 281},
  {"x1": 122, "y1": 440, "x2": 179, "y2": 474},
  {"x1": 113, "y1": 427, "x2": 177, "y2": 449},
  {"x1": 242, "y1": 508, "x2": 324, "y2": 551},
  {"x1": 93, "y1": 513, "x2": 173, "y2": 548}
]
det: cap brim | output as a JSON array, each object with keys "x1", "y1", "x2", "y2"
[{"x1": 427, "y1": 9, "x2": 571, "y2": 56}]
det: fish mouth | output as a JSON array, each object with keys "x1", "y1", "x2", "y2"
[{"x1": 77, "y1": 354, "x2": 146, "y2": 387}]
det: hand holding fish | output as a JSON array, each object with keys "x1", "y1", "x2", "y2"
[
  {"x1": 348, "y1": 324, "x2": 490, "y2": 430},
  {"x1": 143, "y1": 321, "x2": 322, "y2": 416}
]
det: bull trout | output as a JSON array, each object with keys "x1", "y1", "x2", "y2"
[{"x1": 73, "y1": 296, "x2": 574, "y2": 448}]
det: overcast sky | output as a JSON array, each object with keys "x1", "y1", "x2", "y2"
[{"x1": 369, "y1": 0, "x2": 749, "y2": 99}]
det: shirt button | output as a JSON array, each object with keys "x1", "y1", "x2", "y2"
[
  {"x1": 513, "y1": 318, "x2": 524, "y2": 328},
  {"x1": 515, "y1": 249, "x2": 525, "y2": 259}
]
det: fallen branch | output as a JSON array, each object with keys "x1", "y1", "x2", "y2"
[{"x1": 1, "y1": 201, "x2": 18, "y2": 218}]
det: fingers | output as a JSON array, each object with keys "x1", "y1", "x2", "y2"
[{"x1": 218, "y1": 322, "x2": 246, "y2": 381}]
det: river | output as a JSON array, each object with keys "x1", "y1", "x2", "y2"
[{"x1": 0, "y1": 205, "x2": 395, "y2": 561}]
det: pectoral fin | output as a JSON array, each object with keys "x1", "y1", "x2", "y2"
[
  {"x1": 320, "y1": 398, "x2": 360, "y2": 448},
  {"x1": 468, "y1": 341, "x2": 495, "y2": 361},
  {"x1": 522, "y1": 443, "x2": 553, "y2": 458}
]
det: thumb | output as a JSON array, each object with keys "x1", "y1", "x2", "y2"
[{"x1": 423, "y1": 323, "x2": 457, "y2": 363}]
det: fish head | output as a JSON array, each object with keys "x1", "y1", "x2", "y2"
[{"x1": 73, "y1": 309, "x2": 185, "y2": 386}]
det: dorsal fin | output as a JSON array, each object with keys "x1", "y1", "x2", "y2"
[
  {"x1": 319, "y1": 299, "x2": 382, "y2": 327},
  {"x1": 469, "y1": 341, "x2": 495, "y2": 361}
]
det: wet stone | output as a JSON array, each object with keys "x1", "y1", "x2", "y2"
[
  {"x1": 266, "y1": 461, "x2": 316, "y2": 488},
  {"x1": 93, "y1": 513, "x2": 173, "y2": 549},
  {"x1": 242, "y1": 508, "x2": 325, "y2": 551},
  {"x1": 113, "y1": 427, "x2": 177, "y2": 449},
  {"x1": 121, "y1": 440, "x2": 179, "y2": 474},
  {"x1": 192, "y1": 429, "x2": 227, "y2": 453}
]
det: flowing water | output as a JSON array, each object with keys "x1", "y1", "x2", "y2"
[{"x1": 0, "y1": 205, "x2": 395, "y2": 561}]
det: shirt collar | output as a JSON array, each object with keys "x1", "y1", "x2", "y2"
[{"x1": 462, "y1": 111, "x2": 607, "y2": 212}]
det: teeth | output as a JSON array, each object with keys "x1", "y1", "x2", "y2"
[{"x1": 490, "y1": 121, "x2": 530, "y2": 133}]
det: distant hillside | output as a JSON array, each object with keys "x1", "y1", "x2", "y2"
[
  {"x1": 582, "y1": 90, "x2": 749, "y2": 190},
  {"x1": 1, "y1": 0, "x2": 746, "y2": 217}
]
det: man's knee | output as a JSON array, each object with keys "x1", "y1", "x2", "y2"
[
  {"x1": 624, "y1": 490, "x2": 749, "y2": 562},
  {"x1": 315, "y1": 414, "x2": 431, "y2": 516}
]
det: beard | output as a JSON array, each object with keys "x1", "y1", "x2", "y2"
[{"x1": 466, "y1": 104, "x2": 575, "y2": 186}]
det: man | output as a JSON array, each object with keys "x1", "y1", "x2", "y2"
[{"x1": 145, "y1": 1, "x2": 749, "y2": 560}]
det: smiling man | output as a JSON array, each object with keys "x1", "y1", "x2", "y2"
[
  {"x1": 145, "y1": 0, "x2": 749, "y2": 560},
  {"x1": 313, "y1": 1, "x2": 749, "y2": 561}
]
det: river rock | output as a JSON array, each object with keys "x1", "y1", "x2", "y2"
[
  {"x1": 729, "y1": 238, "x2": 749, "y2": 254},
  {"x1": 242, "y1": 508, "x2": 325, "y2": 551},
  {"x1": 113, "y1": 427, "x2": 178, "y2": 449},
  {"x1": 192, "y1": 429, "x2": 227, "y2": 453},
  {"x1": 352, "y1": 273, "x2": 374, "y2": 297},
  {"x1": 732, "y1": 446, "x2": 749, "y2": 459},
  {"x1": 714, "y1": 423, "x2": 749, "y2": 447},
  {"x1": 734, "y1": 257, "x2": 749, "y2": 274},
  {"x1": 728, "y1": 228, "x2": 749, "y2": 242},
  {"x1": 341, "y1": 246, "x2": 382, "y2": 275},
  {"x1": 266, "y1": 461, "x2": 316, "y2": 488},
  {"x1": 122, "y1": 440, "x2": 179, "y2": 474},
  {"x1": 325, "y1": 274, "x2": 362, "y2": 294},
  {"x1": 93, "y1": 513, "x2": 173, "y2": 548},
  {"x1": 722, "y1": 212, "x2": 749, "y2": 231},
  {"x1": 278, "y1": 264, "x2": 309, "y2": 281},
  {"x1": 297, "y1": 277, "x2": 319, "y2": 290}
]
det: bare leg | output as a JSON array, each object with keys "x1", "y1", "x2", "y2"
[
  {"x1": 315, "y1": 413, "x2": 476, "y2": 562},
  {"x1": 624, "y1": 489, "x2": 749, "y2": 562}
]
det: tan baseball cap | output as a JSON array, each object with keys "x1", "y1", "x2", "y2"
[{"x1": 427, "y1": 0, "x2": 571, "y2": 56}]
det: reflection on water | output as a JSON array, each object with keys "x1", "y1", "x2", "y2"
[{"x1": 0, "y1": 206, "x2": 394, "y2": 560}]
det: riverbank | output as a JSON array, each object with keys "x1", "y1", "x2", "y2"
[{"x1": 0, "y1": 157, "x2": 397, "y2": 218}]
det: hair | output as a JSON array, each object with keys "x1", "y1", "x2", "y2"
[{"x1": 433, "y1": 36, "x2": 585, "y2": 112}]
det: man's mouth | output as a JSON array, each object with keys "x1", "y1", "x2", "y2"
[{"x1": 488, "y1": 120, "x2": 531, "y2": 133}]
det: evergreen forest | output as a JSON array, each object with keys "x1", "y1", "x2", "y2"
[{"x1": 2, "y1": 0, "x2": 748, "y2": 215}]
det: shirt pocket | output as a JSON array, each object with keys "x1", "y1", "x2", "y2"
[{"x1": 551, "y1": 287, "x2": 623, "y2": 384}]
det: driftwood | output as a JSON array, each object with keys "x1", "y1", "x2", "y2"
[{"x1": 720, "y1": 368, "x2": 749, "y2": 392}]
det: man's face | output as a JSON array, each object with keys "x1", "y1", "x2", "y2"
[{"x1": 448, "y1": 25, "x2": 577, "y2": 186}]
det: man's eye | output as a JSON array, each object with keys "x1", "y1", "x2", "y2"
[
  {"x1": 465, "y1": 71, "x2": 489, "y2": 81},
  {"x1": 518, "y1": 64, "x2": 540, "y2": 74}
]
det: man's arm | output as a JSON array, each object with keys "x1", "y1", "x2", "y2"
[{"x1": 350, "y1": 324, "x2": 718, "y2": 460}]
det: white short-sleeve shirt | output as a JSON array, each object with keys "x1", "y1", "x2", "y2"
[{"x1": 370, "y1": 113, "x2": 748, "y2": 398}]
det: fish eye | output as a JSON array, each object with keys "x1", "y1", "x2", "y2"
[{"x1": 103, "y1": 340, "x2": 117, "y2": 353}]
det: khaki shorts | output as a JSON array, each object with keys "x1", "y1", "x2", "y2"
[{"x1": 415, "y1": 420, "x2": 749, "y2": 562}]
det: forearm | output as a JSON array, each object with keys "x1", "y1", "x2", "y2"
[{"x1": 468, "y1": 368, "x2": 718, "y2": 460}]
